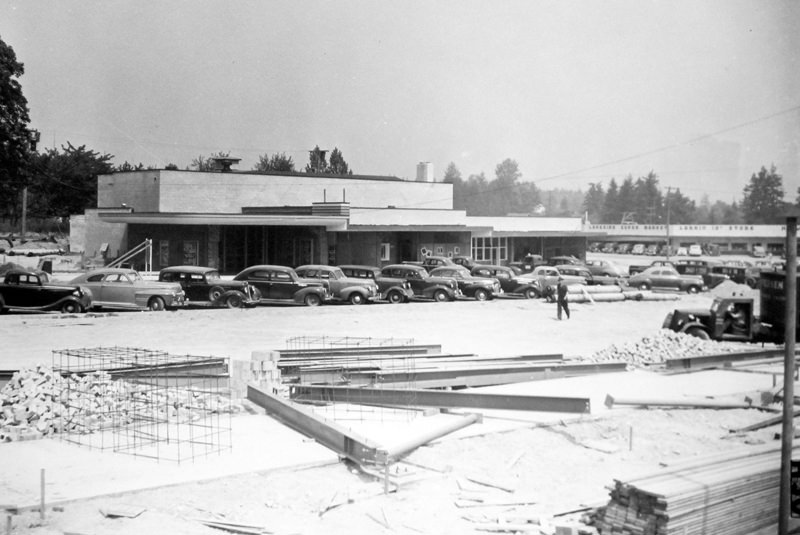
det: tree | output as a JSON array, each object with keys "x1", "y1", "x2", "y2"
[
  {"x1": 742, "y1": 165, "x2": 784, "y2": 224},
  {"x1": 583, "y1": 182, "x2": 605, "y2": 223},
  {"x1": 27, "y1": 143, "x2": 113, "y2": 219},
  {"x1": 602, "y1": 179, "x2": 620, "y2": 224},
  {"x1": 115, "y1": 161, "x2": 146, "y2": 172},
  {"x1": 442, "y1": 162, "x2": 462, "y2": 185},
  {"x1": 0, "y1": 35, "x2": 39, "y2": 224},
  {"x1": 328, "y1": 147, "x2": 352, "y2": 175},
  {"x1": 254, "y1": 152, "x2": 295, "y2": 173}
]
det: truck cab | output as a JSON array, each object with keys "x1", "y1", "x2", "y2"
[{"x1": 662, "y1": 297, "x2": 755, "y2": 342}]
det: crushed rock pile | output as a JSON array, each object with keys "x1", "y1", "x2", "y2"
[
  {"x1": 0, "y1": 365, "x2": 239, "y2": 442},
  {"x1": 588, "y1": 329, "x2": 746, "y2": 367}
]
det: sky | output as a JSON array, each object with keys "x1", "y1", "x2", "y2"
[{"x1": 2, "y1": 0, "x2": 799, "y2": 204}]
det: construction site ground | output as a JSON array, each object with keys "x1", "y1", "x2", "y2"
[{"x1": 0, "y1": 271, "x2": 795, "y2": 534}]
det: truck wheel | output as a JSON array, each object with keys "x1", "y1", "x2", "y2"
[
  {"x1": 745, "y1": 278, "x2": 757, "y2": 289},
  {"x1": 61, "y1": 301, "x2": 81, "y2": 314},
  {"x1": 686, "y1": 285, "x2": 700, "y2": 294},
  {"x1": 225, "y1": 293, "x2": 244, "y2": 308},
  {"x1": 304, "y1": 294, "x2": 322, "y2": 307},
  {"x1": 349, "y1": 293, "x2": 365, "y2": 305},
  {"x1": 524, "y1": 288, "x2": 538, "y2": 299},
  {"x1": 386, "y1": 290, "x2": 404, "y2": 304},
  {"x1": 148, "y1": 296, "x2": 166, "y2": 311},
  {"x1": 685, "y1": 326, "x2": 710, "y2": 340},
  {"x1": 209, "y1": 286, "x2": 225, "y2": 301},
  {"x1": 473, "y1": 289, "x2": 489, "y2": 301},
  {"x1": 433, "y1": 290, "x2": 449, "y2": 302}
]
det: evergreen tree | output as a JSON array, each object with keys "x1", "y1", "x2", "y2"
[{"x1": 742, "y1": 165, "x2": 784, "y2": 223}]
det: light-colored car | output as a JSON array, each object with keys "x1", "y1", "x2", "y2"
[
  {"x1": 518, "y1": 266, "x2": 585, "y2": 295},
  {"x1": 688, "y1": 244, "x2": 703, "y2": 256},
  {"x1": 627, "y1": 266, "x2": 706, "y2": 294},
  {"x1": 70, "y1": 268, "x2": 185, "y2": 311},
  {"x1": 295, "y1": 265, "x2": 379, "y2": 305}
]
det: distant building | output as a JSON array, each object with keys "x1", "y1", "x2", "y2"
[{"x1": 416, "y1": 162, "x2": 434, "y2": 183}]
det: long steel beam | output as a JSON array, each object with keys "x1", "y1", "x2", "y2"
[
  {"x1": 247, "y1": 384, "x2": 386, "y2": 463},
  {"x1": 665, "y1": 348, "x2": 798, "y2": 370},
  {"x1": 296, "y1": 361, "x2": 625, "y2": 387},
  {"x1": 290, "y1": 385, "x2": 591, "y2": 414}
]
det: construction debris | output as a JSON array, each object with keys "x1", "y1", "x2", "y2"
[{"x1": 588, "y1": 330, "x2": 746, "y2": 367}]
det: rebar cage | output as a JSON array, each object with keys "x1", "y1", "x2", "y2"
[{"x1": 52, "y1": 346, "x2": 232, "y2": 463}]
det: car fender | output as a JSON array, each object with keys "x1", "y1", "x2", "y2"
[
  {"x1": 678, "y1": 321, "x2": 708, "y2": 335},
  {"x1": 425, "y1": 284, "x2": 455, "y2": 298},
  {"x1": 293, "y1": 286, "x2": 328, "y2": 303}
]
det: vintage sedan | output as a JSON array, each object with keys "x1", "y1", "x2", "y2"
[
  {"x1": 380, "y1": 264, "x2": 461, "y2": 302},
  {"x1": 158, "y1": 266, "x2": 259, "y2": 308},
  {"x1": 627, "y1": 267, "x2": 706, "y2": 294},
  {"x1": 233, "y1": 265, "x2": 330, "y2": 306},
  {"x1": 70, "y1": 268, "x2": 185, "y2": 311},
  {"x1": 0, "y1": 270, "x2": 92, "y2": 314},
  {"x1": 295, "y1": 265, "x2": 379, "y2": 305},
  {"x1": 470, "y1": 264, "x2": 540, "y2": 299},
  {"x1": 338, "y1": 265, "x2": 414, "y2": 303},
  {"x1": 428, "y1": 266, "x2": 501, "y2": 301},
  {"x1": 518, "y1": 266, "x2": 586, "y2": 293}
]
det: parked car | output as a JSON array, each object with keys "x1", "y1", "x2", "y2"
[
  {"x1": 233, "y1": 265, "x2": 330, "y2": 306},
  {"x1": 644, "y1": 244, "x2": 660, "y2": 256},
  {"x1": 673, "y1": 259, "x2": 720, "y2": 285},
  {"x1": 508, "y1": 254, "x2": 546, "y2": 273},
  {"x1": 707, "y1": 264, "x2": 761, "y2": 289},
  {"x1": 451, "y1": 255, "x2": 478, "y2": 271},
  {"x1": 688, "y1": 244, "x2": 703, "y2": 257},
  {"x1": 615, "y1": 243, "x2": 633, "y2": 254},
  {"x1": 628, "y1": 259, "x2": 676, "y2": 276},
  {"x1": 419, "y1": 256, "x2": 457, "y2": 273},
  {"x1": 627, "y1": 267, "x2": 706, "y2": 294},
  {"x1": 601, "y1": 242, "x2": 617, "y2": 253},
  {"x1": 588, "y1": 242, "x2": 602, "y2": 253},
  {"x1": 428, "y1": 266, "x2": 501, "y2": 301},
  {"x1": 294, "y1": 265, "x2": 379, "y2": 305},
  {"x1": 518, "y1": 266, "x2": 586, "y2": 295},
  {"x1": 0, "y1": 269, "x2": 92, "y2": 314},
  {"x1": 546, "y1": 255, "x2": 583, "y2": 267},
  {"x1": 584, "y1": 259, "x2": 626, "y2": 278},
  {"x1": 631, "y1": 243, "x2": 645, "y2": 255},
  {"x1": 338, "y1": 265, "x2": 414, "y2": 303},
  {"x1": 675, "y1": 246, "x2": 689, "y2": 256},
  {"x1": 471, "y1": 264, "x2": 540, "y2": 299},
  {"x1": 70, "y1": 268, "x2": 185, "y2": 311},
  {"x1": 554, "y1": 265, "x2": 594, "y2": 285},
  {"x1": 380, "y1": 264, "x2": 461, "y2": 302},
  {"x1": 158, "y1": 266, "x2": 259, "y2": 308}
]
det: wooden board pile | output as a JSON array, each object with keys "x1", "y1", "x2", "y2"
[
  {"x1": 588, "y1": 330, "x2": 744, "y2": 367},
  {"x1": 0, "y1": 365, "x2": 237, "y2": 442},
  {"x1": 591, "y1": 446, "x2": 785, "y2": 534}
]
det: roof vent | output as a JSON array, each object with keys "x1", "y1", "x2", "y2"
[{"x1": 211, "y1": 157, "x2": 241, "y2": 172}]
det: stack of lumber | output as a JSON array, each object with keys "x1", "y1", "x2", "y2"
[
  {"x1": 593, "y1": 445, "x2": 788, "y2": 534},
  {"x1": 589, "y1": 330, "x2": 744, "y2": 367}
]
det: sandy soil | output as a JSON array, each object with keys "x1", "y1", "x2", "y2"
[{"x1": 0, "y1": 255, "x2": 789, "y2": 534}]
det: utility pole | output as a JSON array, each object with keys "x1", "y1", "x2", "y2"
[
  {"x1": 665, "y1": 187, "x2": 671, "y2": 261},
  {"x1": 779, "y1": 216, "x2": 797, "y2": 534},
  {"x1": 20, "y1": 130, "x2": 40, "y2": 243}
]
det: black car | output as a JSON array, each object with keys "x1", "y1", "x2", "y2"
[
  {"x1": 380, "y1": 264, "x2": 461, "y2": 301},
  {"x1": 338, "y1": 265, "x2": 414, "y2": 303},
  {"x1": 0, "y1": 270, "x2": 92, "y2": 313},
  {"x1": 470, "y1": 264, "x2": 539, "y2": 299},
  {"x1": 233, "y1": 265, "x2": 331, "y2": 306},
  {"x1": 428, "y1": 266, "x2": 502, "y2": 301},
  {"x1": 158, "y1": 266, "x2": 259, "y2": 308}
]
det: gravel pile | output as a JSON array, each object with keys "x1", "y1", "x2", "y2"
[{"x1": 588, "y1": 329, "x2": 746, "y2": 367}]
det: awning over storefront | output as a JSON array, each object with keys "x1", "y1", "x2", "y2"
[{"x1": 97, "y1": 212, "x2": 349, "y2": 231}]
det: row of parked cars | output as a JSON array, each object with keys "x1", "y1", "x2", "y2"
[{"x1": 589, "y1": 241, "x2": 708, "y2": 257}]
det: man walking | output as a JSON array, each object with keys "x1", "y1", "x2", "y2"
[{"x1": 556, "y1": 276, "x2": 570, "y2": 320}]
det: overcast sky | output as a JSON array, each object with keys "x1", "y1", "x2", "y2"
[{"x1": 3, "y1": 1, "x2": 799, "y2": 203}]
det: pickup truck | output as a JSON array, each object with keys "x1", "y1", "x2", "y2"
[{"x1": 0, "y1": 269, "x2": 92, "y2": 313}]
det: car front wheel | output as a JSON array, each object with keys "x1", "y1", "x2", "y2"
[
  {"x1": 209, "y1": 286, "x2": 225, "y2": 301},
  {"x1": 523, "y1": 288, "x2": 538, "y2": 299},
  {"x1": 473, "y1": 289, "x2": 489, "y2": 301},
  {"x1": 349, "y1": 293, "x2": 365, "y2": 305},
  {"x1": 433, "y1": 290, "x2": 449, "y2": 302},
  {"x1": 638, "y1": 282, "x2": 651, "y2": 291},
  {"x1": 686, "y1": 285, "x2": 700, "y2": 294},
  {"x1": 226, "y1": 293, "x2": 244, "y2": 308},
  {"x1": 304, "y1": 294, "x2": 322, "y2": 307},
  {"x1": 61, "y1": 301, "x2": 82, "y2": 314},
  {"x1": 386, "y1": 290, "x2": 404, "y2": 304},
  {"x1": 148, "y1": 296, "x2": 166, "y2": 311}
]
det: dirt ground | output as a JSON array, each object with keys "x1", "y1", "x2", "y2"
[{"x1": 0, "y1": 253, "x2": 790, "y2": 534}]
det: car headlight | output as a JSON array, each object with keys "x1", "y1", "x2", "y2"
[{"x1": 72, "y1": 289, "x2": 82, "y2": 298}]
